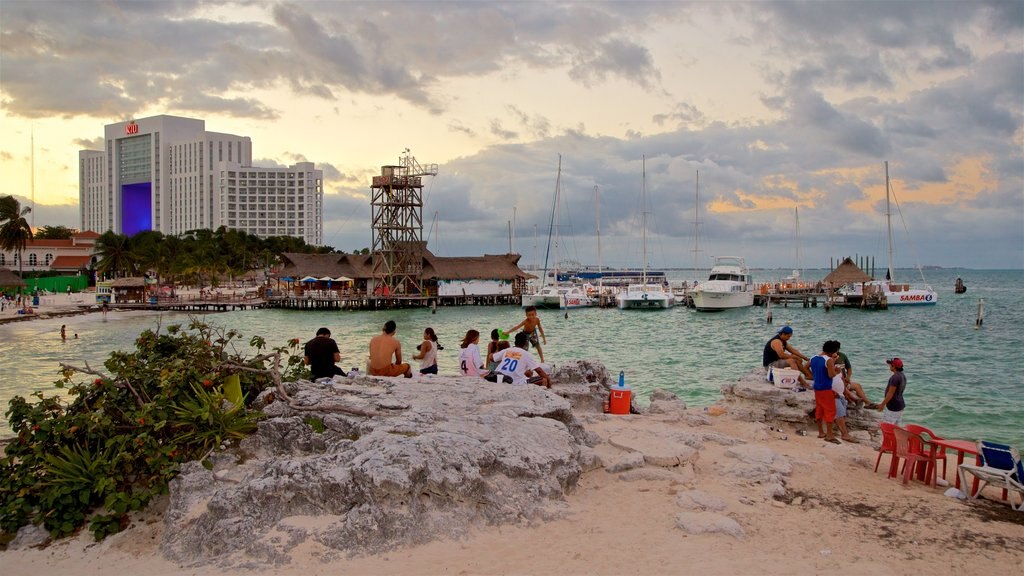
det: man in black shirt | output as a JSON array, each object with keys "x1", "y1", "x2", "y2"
[{"x1": 304, "y1": 327, "x2": 346, "y2": 379}]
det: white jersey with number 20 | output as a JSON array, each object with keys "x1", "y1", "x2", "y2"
[{"x1": 491, "y1": 347, "x2": 539, "y2": 385}]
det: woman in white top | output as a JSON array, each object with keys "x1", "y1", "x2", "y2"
[
  {"x1": 458, "y1": 329, "x2": 487, "y2": 377},
  {"x1": 412, "y1": 327, "x2": 440, "y2": 375}
]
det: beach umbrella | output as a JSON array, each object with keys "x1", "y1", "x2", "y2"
[
  {"x1": 279, "y1": 276, "x2": 294, "y2": 282},
  {"x1": 300, "y1": 276, "x2": 318, "y2": 283},
  {"x1": 333, "y1": 275, "x2": 353, "y2": 282}
]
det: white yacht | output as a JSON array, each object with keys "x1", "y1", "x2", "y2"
[{"x1": 691, "y1": 256, "x2": 755, "y2": 311}]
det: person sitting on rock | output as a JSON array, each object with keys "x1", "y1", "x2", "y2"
[
  {"x1": 834, "y1": 341, "x2": 876, "y2": 409},
  {"x1": 487, "y1": 331, "x2": 551, "y2": 388},
  {"x1": 304, "y1": 327, "x2": 346, "y2": 380},
  {"x1": 369, "y1": 320, "x2": 412, "y2": 378},
  {"x1": 762, "y1": 326, "x2": 811, "y2": 386}
]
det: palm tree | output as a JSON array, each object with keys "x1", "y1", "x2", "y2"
[
  {"x1": 94, "y1": 230, "x2": 137, "y2": 278},
  {"x1": 0, "y1": 196, "x2": 34, "y2": 288}
]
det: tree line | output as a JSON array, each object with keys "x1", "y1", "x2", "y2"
[
  {"x1": 1, "y1": 194, "x2": 353, "y2": 287},
  {"x1": 93, "y1": 227, "x2": 334, "y2": 285}
]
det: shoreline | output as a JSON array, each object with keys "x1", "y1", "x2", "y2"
[{"x1": 2, "y1": 369, "x2": 1021, "y2": 575}]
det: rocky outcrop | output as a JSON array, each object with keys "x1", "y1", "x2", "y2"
[
  {"x1": 720, "y1": 369, "x2": 881, "y2": 438},
  {"x1": 162, "y1": 360, "x2": 614, "y2": 567}
]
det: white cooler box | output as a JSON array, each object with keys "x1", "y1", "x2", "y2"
[{"x1": 769, "y1": 367, "x2": 802, "y2": 388}]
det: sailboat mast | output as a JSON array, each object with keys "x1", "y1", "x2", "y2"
[
  {"x1": 641, "y1": 156, "x2": 647, "y2": 283},
  {"x1": 795, "y1": 207, "x2": 802, "y2": 277},
  {"x1": 595, "y1": 185, "x2": 603, "y2": 293},
  {"x1": 541, "y1": 156, "x2": 561, "y2": 288},
  {"x1": 693, "y1": 169, "x2": 701, "y2": 277},
  {"x1": 885, "y1": 161, "x2": 894, "y2": 282}
]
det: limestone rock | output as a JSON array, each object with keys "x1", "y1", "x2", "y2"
[
  {"x1": 617, "y1": 467, "x2": 683, "y2": 483},
  {"x1": 606, "y1": 451, "x2": 646, "y2": 473},
  {"x1": 647, "y1": 388, "x2": 688, "y2": 415},
  {"x1": 161, "y1": 377, "x2": 586, "y2": 567},
  {"x1": 7, "y1": 524, "x2": 49, "y2": 550},
  {"x1": 675, "y1": 490, "x2": 727, "y2": 512},
  {"x1": 721, "y1": 444, "x2": 793, "y2": 482},
  {"x1": 720, "y1": 369, "x2": 881, "y2": 438},
  {"x1": 675, "y1": 512, "x2": 745, "y2": 539}
]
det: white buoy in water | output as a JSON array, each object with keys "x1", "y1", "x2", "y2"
[{"x1": 975, "y1": 298, "x2": 984, "y2": 329}]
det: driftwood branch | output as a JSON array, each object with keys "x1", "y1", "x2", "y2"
[
  {"x1": 220, "y1": 355, "x2": 382, "y2": 418},
  {"x1": 60, "y1": 361, "x2": 146, "y2": 408},
  {"x1": 62, "y1": 349, "x2": 383, "y2": 419}
]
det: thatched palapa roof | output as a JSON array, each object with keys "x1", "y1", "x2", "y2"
[
  {"x1": 823, "y1": 258, "x2": 872, "y2": 286},
  {"x1": 0, "y1": 267, "x2": 26, "y2": 288},
  {"x1": 108, "y1": 277, "x2": 149, "y2": 288}
]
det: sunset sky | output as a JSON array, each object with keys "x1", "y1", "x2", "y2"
[{"x1": 1, "y1": 1, "x2": 1021, "y2": 270}]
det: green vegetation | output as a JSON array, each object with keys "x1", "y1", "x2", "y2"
[
  {"x1": 0, "y1": 319, "x2": 308, "y2": 542},
  {"x1": 94, "y1": 226, "x2": 335, "y2": 286},
  {"x1": 0, "y1": 196, "x2": 34, "y2": 281},
  {"x1": 33, "y1": 225, "x2": 75, "y2": 240}
]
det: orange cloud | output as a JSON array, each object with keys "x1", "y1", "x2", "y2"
[
  {"x1": 707, "y1": 173, "x2": 825, "y2": 213},
  {"x1": 845, "y1": 156, "x2": 995, "y2": 214}
]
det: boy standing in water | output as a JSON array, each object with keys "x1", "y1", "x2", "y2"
[{"x1": 507, "y1": 306, "x2": 547, "y2": 363}]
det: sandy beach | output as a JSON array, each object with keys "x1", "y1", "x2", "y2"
[{"x1": 3, "y1": 402, "x2": 1021, "y2": 576}]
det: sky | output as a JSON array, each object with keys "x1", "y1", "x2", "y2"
[{"x1": 1, "y1": 0, "x2": 1022, "y2": 271}]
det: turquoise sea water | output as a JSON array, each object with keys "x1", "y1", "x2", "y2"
[{"x1": 1, "y1": 268, "x2": 1021, "y2": 447}]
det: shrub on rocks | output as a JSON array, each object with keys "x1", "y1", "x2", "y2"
[{"x1": 0, "y1": 320, "x2": 297, "y2": 542}]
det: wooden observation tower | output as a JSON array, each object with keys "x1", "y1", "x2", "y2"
[{"x1": 370, "y1": 150, "x2": 438, "y2": 297}]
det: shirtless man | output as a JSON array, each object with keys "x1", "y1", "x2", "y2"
[
  {"x1": 762, "y1": 325, "x2": 811, "y2": 382},
  {"x1": 369, "y1": 320, "x2": 412, "y2": 378}
]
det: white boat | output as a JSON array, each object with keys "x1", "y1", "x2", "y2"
[
  {"x1": 522, "y1": 157, "x2": 595, "y2": 310},
  {"x1": 839, "y1": 162, "x2": 938, "y2": 307},
  {"x1": 618, "y1": 283, "x2": 675, "y2": 309},
  {"x1": 691, "y1": 256, "x2": 755, "y2": 310},
  {"x1": 522, "y1": 283, "x2": 596, "y2": 309},
  {"x1": 617, "y1": 156, "x2": 675, "y2": 310}
]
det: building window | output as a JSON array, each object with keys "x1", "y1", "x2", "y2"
[
  {"x1": 45, "y1": 253, "x2": 53, "y2": 265},
  {"x1": 29, "y1": 254, "x2": 38, "y2": 266}
]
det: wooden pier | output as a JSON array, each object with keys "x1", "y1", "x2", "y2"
[{"x1": 265, "y1": 293, "x2": 521, "y2": 311}]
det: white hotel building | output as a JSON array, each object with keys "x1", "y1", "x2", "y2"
[{"x1": 79, "y1": 115, "x2": 323, "y2": 245}]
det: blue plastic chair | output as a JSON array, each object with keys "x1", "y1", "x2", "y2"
[{"x1": 958, "y1": 440, "x2": 1024, "y2": 511}]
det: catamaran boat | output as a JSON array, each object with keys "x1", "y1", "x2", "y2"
[
  {"x1": 691, "y1": 256, "x2": 755, "y2": 311},
  {"x1": 522, "y1": 283, "x2": 596, "y2": 309},
  {"x1": 616, "y1": 283, "x2": 676, "y2": 309},
  {"x1": 616, "y1": 157, "x2": 675, "y2": 311},
  {"x1": 838, "y1": 162, "x2": 938, "y2": 307},
  {"x1": 839, "y1": 280, "x2": 937, "y2": 306}
]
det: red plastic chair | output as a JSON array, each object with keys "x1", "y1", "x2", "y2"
[
  {"x1": 905, "y1": 424, "x2": 948, "y2": 482},
  {"x1": 876, "y1": 422, "x2": 900, "y2": 478},
  {"x1": 893, "y1": 427, "x2": 941, "y2": 486}
]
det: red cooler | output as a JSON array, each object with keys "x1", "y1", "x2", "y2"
[{"x1": 609, "y1": 388, "x2": 631, "y2": 415}]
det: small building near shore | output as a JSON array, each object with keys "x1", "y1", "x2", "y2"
[
  {"x1": 107, "y1": 277, "x2": 151, "y2": 303},
  {"x1": 274, "y1": 248, "x2": 533, "y2": 297}
]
